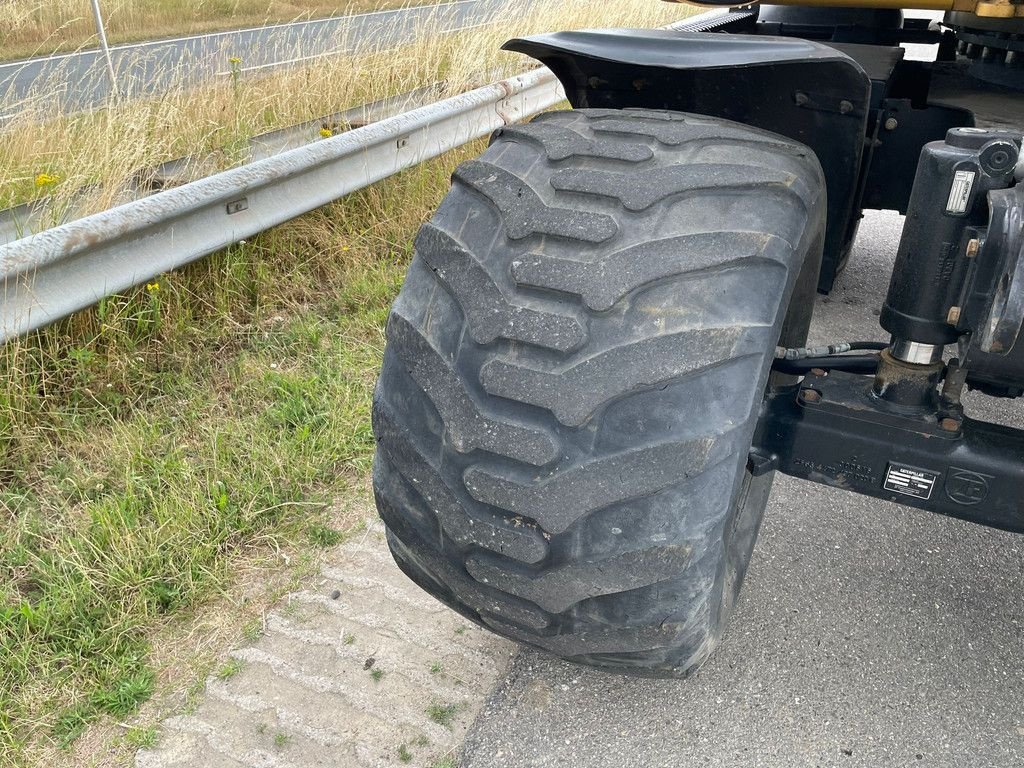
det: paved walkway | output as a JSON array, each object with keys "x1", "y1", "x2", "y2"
[{"x1": 137, "y1": 521, "x2": 515, "y2": 768}]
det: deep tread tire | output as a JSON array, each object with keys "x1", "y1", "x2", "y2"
[{"x1": 372, "y1": 108, "x2": 826, "y2": 676}]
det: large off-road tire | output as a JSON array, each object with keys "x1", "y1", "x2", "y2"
[{"x1": 372, "y1": 108, "x2": 826, "y2": 676}]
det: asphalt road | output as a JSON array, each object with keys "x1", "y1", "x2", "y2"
[
  {"x1": 460, "y1": 209, "x2": 1024, "y2": 768},
  {"x1": 0, "y1": 0, "x2": 505, "y2": 117}
]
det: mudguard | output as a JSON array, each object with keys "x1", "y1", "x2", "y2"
[{"x1": 504, "y1": 29, "x2": 871, "y2": 292}]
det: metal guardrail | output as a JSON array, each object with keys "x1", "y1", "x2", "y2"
[
  {"x1": 0, "y1": 13, "x2": 716, "y2": 344},
  {"x1": 0, "y1": 67, "x2": 564, "y2": 341}
]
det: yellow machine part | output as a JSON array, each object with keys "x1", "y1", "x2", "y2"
[{"x1": 680, "y1": 0, "x2": 1024, "y2": 18}]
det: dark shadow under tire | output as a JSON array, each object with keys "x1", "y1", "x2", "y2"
[{"x1": 372, "y1": 108, "x2": 826, "y2": 676}]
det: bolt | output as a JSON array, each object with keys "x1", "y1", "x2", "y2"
[
  {"x1": 884, "y1": 117, "x2": 898, "y2": 131},
  {"x1": 800, "y1": 389, "x2": 822, "y2": 404},
  {"x1": 947, "y1": 306, "x2": 962, "y2": 325},
  {"x1": 794, "y1": 92, "x2": 809, "y2": 106},
  {"x1": 940, "y1": 417, "x2": 961, "y2": 433},
  {"x1": 840, "y1": 100, "x2": 854, "y2": 115},
  {"x1": 966, "y1": 238, "x2": 980, "y2": 258}
]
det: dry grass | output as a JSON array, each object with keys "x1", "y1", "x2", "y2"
[
  {"x1": 0, "y1": 0, "x2": 444, "y2": 61},
  {"x1": 1, "y1": 0, "x2": 689, "y2": 219}
]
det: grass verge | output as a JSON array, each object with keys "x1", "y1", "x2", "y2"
[{"x1": 0, "y1": 138, "x2": 484, "y2": 765}]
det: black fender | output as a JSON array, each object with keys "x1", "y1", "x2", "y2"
[{"x1": 504, "y1": 29, "x2": 871, "y2": 292}]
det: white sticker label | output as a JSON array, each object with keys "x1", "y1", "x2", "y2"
[
  {"x1": 946, "y1": 170, "x2": 976, "y2": 214},
  {"x1": 884, "y1": 464, "x2": 938, "y2": 500}
]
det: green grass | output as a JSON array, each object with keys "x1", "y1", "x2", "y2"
[
  {"x1": 425, "y1": 701, "x2": 461, "y2": 729},
  {"x1": 124, "y1": 725, "x2": 158, "y2": 749},
  {"x1": 370, "y1": 668, "x2": 385, "y2": 683},
  {"x1": 242, "y1": 618, "x2": 265, "y2": 643},
  {"x1": 215, "y1": 658, "x2": 245, "y2": 680},
  {"x1": 398, "y1": 744, "x2": 413, "y2": 763},
  {"x1": 0, "y1": 143, "x2": 480, "y2": 764},
  {"x1": 307, "y1": 523, "x2": 347, "y2": 548}
]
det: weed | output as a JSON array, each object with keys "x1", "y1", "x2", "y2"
[
  {"x1": 398, "y1": 744, "x2": 413, "y2": 763},
  {"x1": 182, "y1": 674, "x2": 210, "y2": 716},
  {"x1": 0, "y1": 157, "x2": 439, "y2": 757},
  {"x1": 430, "y1": 661, "x2": 443, "y2": 675},
  {"x1": 124, "y1": 725, "x2": 159, "y2": 749},
  {"x1": 215, "y1": 658, "x2": 245, "y2": 680},
  {"x1": 425, "y1": 701, "x2": 460, "y2": 729},
  {"x1": 343, "y1": 633, "x2": 356, "y2": 646},
  {"x1": 308, "y1": 524, "x2": 346, "y2": 548},
  {"x1": 431, "y1": 757, "x2": 458, "y2": 768},
  {"x1": 2, "y1": 0, "x2": 690, "y2": 219},
  {"x1": 274, "y1": 732, "x2": 290, "y2": 748},
  {"x1": 242, "y1": 618, "x2": 265, "y2": 643},
  {"x1": 370, "y1": 669, "x2": 385, "y2": 683}
]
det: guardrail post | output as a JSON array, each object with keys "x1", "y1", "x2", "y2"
[{"x1": 89, "y1": 0, "x2": 120, "y2": 102}]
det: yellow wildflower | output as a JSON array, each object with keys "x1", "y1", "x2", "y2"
[
  {"x1": 341, "y1": 245, "x2": 350, "y2": 252},
  {"x1": 35, "y1": 173, "x2": 60, "y2": 187},
  {"x1": 228, "y1": 56, "x2": 242, "y2": 65},
  {"x1": 146, "y1": 282, "x2": 160, "y2": 294},
  {"x1": 319, "y1": 128, "x2": 333, "y2": 138}
]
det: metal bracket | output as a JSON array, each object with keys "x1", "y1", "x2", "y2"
[{"x1": 755, "y1": 369, "x2": 1024, "y2": 533}]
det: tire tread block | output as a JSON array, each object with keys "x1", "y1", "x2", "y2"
[
  {"x1": 485, "y1": 616, "x2": 681, "y2": 658},
  {"x1": 497, "y1": 122, "x2": 653, "y2": 163},
  {"x1": 465, "y1": 543, "x2": 693, "y2": 614},
  {"x1": 373, "y1": 403, "x2": 549, "y2": 564},
  {"x1": 386, "y1": 311, "x2": 559, "y2": 467},
  {"x1": 551, "y1": 164, "x2": 802, "y2": 212},
  {"x1": 511, "y1": 231, "x2": 779, "y2": 310},
  {"x1": 463, "y1": 437, "x2": 724, "y2": 535},
  {"x1": 453, "y1": 160, "x2": 618, "y2": 243},
  {"x1": 381, "y1": 513, "x2": 551, "y2": 631},
  {"x1": 480, "y1": 329, "x2": 755, "y2": 427},
  {"x1": 415, "y1": 223, "x2": 587, "y2": 352}
]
